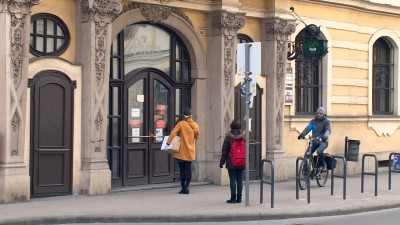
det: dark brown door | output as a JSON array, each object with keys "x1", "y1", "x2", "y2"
[
  {"x1": 235, "y1": 84, "x2": 263, "y2": 179},
  {"x1": 123, "y1": 70, "x2": 175, "y2": 185},
  {"x1": 30, "y1": 71, "x2": 74, "y2": 197}
]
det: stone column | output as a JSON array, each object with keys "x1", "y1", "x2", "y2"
[
  {"x1": 0, "y1": 0, "x2": 40, "y2": 203},
  {"x1": 261, "y1": 17, "x2": 295, "y2": 181},
  {"x1": 205, "y1": 10, "x2": 245, "y2": 185},
  {"x1": 77, "y1": 0, "x2": 122, "y2": 195}
]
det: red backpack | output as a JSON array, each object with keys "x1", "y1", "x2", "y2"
[{"x1": 230, "y1": 138, "x2": 246, "y2": 167}]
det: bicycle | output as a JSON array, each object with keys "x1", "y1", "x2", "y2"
[{"x1": 298, "y1": 137, "x2": 329, "y2": 190}]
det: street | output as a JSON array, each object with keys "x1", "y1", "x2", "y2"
[{"x1": 63, "y1": 207, "x2": 400, "y2": 225}]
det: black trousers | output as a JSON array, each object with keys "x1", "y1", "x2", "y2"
[
  {"x1": 178, "y1": 161, "x2": 192, "y2": 190},
  {"x1": 228, "y1": 169, "x2": 244, "y2": 195}
]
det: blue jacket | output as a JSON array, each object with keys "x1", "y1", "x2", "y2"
[{"x1": 300, "y1": 115, "x2": 331, "y2": 142}]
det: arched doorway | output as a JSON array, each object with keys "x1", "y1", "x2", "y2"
[
  {"x1": 235, "y1": 84, "x2": 263, "y2": 179},
  {"x1": 29, "y1": 71, "x2": 75, "y2": 197},
  {"x1": 108, "y1": 23, "x2": 192, "y2": 186}
]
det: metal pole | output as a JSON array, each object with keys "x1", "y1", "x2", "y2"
[{"x1": 245, "y1": 43, "x2": 252, "y2": 206}]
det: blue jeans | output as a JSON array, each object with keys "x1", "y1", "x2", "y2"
[
  {"x1": 228, "y1": 169, "x2": 244, "y2": 196},
  {"x1": 311, "y1": 142, "x2": 328, "y2": 167}
]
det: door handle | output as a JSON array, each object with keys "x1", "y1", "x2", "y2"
[{"x1": 126, "y1": 134, "x2": 163, "y2": 138}]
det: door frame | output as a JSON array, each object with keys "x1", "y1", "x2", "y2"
[
  {"x1": 235, "y1": 83, "x2": 263, "y2": 179},
  {"x1": 122, "y1": 68, "x2": 176, "y2": 186},
  {"x1": 28, "y1": 70, "x2": 76, "y2": 197}
]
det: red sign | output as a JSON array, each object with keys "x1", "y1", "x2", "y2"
[
  {"x1": 130, "y1": 120, "x2": 141, "y2": 128},
  {"x1": 156, "y1": 120, "x2": 166, "y2": 128}
]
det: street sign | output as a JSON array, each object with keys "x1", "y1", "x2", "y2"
[{"x1": 237, "y1": 42, "x2": 261, "y2": 76}]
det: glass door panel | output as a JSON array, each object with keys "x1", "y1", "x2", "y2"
[
  {"x1": 154, "y1": 80, "x2": 170, "y2": 143},
  {"x1": 127, "y1": 79, "x2": 145, "y2": 143}
]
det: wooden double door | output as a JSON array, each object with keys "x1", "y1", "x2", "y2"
[
  {"x1": 235, "y1": 84, "x2": 263, "y2": 179},
  {"x1": 122, "y1": 70, "x2": 176, "y2": 186},
  {"x1": 29, "y1": 71, "x2": 74, "y2": 197}
]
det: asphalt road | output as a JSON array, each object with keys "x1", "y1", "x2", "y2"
[{"x1": 61, "y1": 207, "x2": 400, "y2": 225}]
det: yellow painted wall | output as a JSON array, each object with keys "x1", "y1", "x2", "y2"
[
  {"x1": 238, "y1": 17, "x2": 260, "y2": 42},
  {"x1": 30, "y1": 0, "x2": 76, "y2": 63},
  {"x1": 182, "y1": 9, "x2": 207, "y2": 50},
  {"x1": 332, "y1": 48, "x2": 368, "y2": 62},
  {"x1": 332, "y1": 67, "x2": 368, "y2": 79},
  {"x1": 332, "y1": 86, "x2": 368, "y2": 97},
  {"x1": 330, "y1": 105, "x2": 367, "y2": 116},
  {"x1": 240, "y1": 0, "x2": 266, "y2": 9},
  {"x1": 284, "y1": 120, "x2": 400, "y2": 157}
]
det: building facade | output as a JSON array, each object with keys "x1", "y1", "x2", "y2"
[{"x1": 1, "y1": 0, "x2": 400, "y2": 203}]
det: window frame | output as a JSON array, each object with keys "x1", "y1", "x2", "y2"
[
  {"x1": 30, "y1": 13, "x2": 71, "y2": 57},
  {"x1": 372, "y1": 37, "x2": 394, "y2": 115}
]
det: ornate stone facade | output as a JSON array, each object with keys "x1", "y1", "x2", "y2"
[
  {"x1": 211, "y1": 11, "x2": 245, "y2": 131},
  {"x1": 81, "y1": 0, "x2": 122, "y2": 153},
  {"x1": 5, "y1": 0, "x2": 41, "y2": 158},
  {"x1": 122, "y1": 2, "x2": 193, "y2": 27},
  {"x1": 264, "y1": 17, "x2": 295, "y2": 148}
]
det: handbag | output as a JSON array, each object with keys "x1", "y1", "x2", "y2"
[{"x1": 163, "y1": 135, "x2": 181, "y2": 153}]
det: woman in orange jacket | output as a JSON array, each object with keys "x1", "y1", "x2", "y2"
[{"x1": 167, "y1": 108, "x2": 200, "y2": 194}]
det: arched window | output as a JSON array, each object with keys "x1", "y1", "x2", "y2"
[
  {"x1": 237, "y1": 33, "x2": 253, "y2": 43},
  {"x1": 373, "y1": 37, "x2": 393, "y2": 115},
  {"x1": 294, "y1": 25, "x2": 327, "y2": 114}
]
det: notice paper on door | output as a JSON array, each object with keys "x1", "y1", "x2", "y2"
[{"x1": 160, "y1": 136, "x2": 170, "y2": 150}]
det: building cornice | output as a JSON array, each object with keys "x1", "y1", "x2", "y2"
[{"x1": 295, "y1": 0, "x2": 400, "y2": 17}]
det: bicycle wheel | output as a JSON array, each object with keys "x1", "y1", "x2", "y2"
[
  {"x1": 316, "y1": 163, "x2": 329, "y2": 187},
  {"x1": 298, "y1": 161, "x2": 308, "y2": 190}
]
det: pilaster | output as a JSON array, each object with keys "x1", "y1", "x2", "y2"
[
  {"x1": 77, "y1": 0, "x2": 122, "y2": 195},
  {"x1": 205, "y1": 10, "x2": 244, "y2": 185},
  {"x1": 0, "y1": 0, "x2": 40, "y2": 203},
  {"x1": 261, "y1": 17, "x2": 295, "y2": 181}
]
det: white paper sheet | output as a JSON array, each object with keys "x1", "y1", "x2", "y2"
[{"x1": 160, "y1": 136, "x2": 169, "y2": 150}]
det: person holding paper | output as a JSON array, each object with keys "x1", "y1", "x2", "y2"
[{"x1": 167, "y1": 108, "x2": 200, "y2": 194}]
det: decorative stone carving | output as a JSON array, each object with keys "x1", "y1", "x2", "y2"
[
  {"x1": 212, "y1": 11, "x2": 245, "y2": 91},
  {"x1": 122, "y1": 2, "x2": 193, "y2": 28},
  {"x1": 264, "y1": 17, "x2": 295, "y2": 148},
  {"x1": 95, "y1": 111, "x2": 103, "y2": 130},
  {"x1": 81, "y1": 0, "x2": 122, "y2": 88},
  {"x1": 5, "y1": 0, "x2": 41, "y2": 158},
  {"x1": 6, "y1": 0, "x2": 41, "y2": 86},
  {"x1": 11, "y1": 112, "x2": 20, "y2": 132}
]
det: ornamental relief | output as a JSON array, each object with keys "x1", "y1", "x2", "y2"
[
  {"x1": 122, "y1": 2, "x2": 193, "y2": 27},
  {"x1": 81, "y1": 0, "x2": 122, "y2": 88},
  {"x1": 212, "y1": 11, "x2": 245, "y2": 91}
]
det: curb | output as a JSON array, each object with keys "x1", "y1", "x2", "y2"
[{"x1": 2, "y1": 202, "x2": 400, "y2": 225}]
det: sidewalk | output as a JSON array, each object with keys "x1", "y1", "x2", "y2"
[{"x1": 1, "y1": 172, "x2": 400, "y2": 225}]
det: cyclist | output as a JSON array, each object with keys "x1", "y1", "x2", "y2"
[{"x1": 297, "y1": 107, "x2": 331, "y2": 172}]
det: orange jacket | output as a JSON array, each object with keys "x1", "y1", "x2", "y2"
[{"x1": 167, "y1": 118, "x2": 200, "y2": 161}]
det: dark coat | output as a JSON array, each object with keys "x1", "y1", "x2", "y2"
[
  {"x1": 219, "y1": 129, "x2": 246, "y2": 170},
  {"x1": 300, "y1": 115, "x2": 331, "y2": 142}
]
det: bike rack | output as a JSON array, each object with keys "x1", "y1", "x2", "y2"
[
  {"x1": 296, "y1": 157, "x2": 311, "y2": 204},
  {"x1": 361, "y1": 154, "x2": 378, "y2": 196},
  {"x1": 260, "y1": 159, "x2": 275, "y2": 208},
  {"x1": 389, "y1": 152, "x2": 400, "y2": 190},
  {"x1": 330, "y1": 155, "x2": 347, "y2": 200}
]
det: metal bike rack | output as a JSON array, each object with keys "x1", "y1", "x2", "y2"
[
  {"x1": 296, "y1": 157, "x2": 311, "y2": 204},
  {"x1": 330, "y1": 155, "x2": 347, "y2": 200},
  {"x1": 361, "y1": 154, "x2": 378, "y2": 196},
  {"x1": 260, "y1": 159, "x2": 275, "y2": 208},
  {"x1": 389, "y1": 152, "x2": 400, "y2": 190}
]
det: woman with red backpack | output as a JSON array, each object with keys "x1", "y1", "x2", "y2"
[{"x1": 219, "y1": 119, "x2": 245, "y2": 204}]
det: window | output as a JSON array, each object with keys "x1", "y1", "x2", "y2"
[
  {"x1": 294, "y1": 26, "x2": 326, "y2": 114},
  {"x1": 373, "y1": 37, "x2": 393, "y2": 115},
  {"x1": 30, "y1": 13, "x2": 70, "y2": 56},
  {"x1": 237, "y1": 33, "x2": 253, "y2": 44}
]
